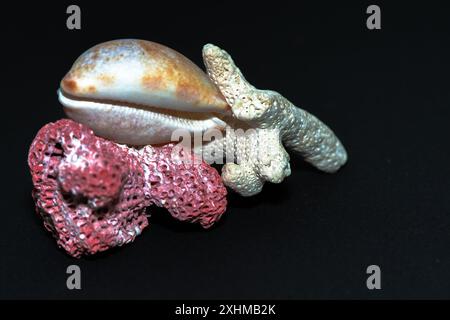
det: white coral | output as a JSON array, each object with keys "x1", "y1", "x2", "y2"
[{"x1": 198, "y1": 44, "x2": 348, "y2": 196}]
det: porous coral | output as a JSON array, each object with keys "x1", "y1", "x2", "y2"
[{"x1": 28, "y1": 119, "x2": 227, "y2": 257}]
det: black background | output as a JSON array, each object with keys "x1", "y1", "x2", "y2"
[{"x1": 1, "y1": 1, "x2": 449, "y2": 299}]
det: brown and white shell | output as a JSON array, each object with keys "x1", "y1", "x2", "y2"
[{"x1": 58, "y1": 39, "x2": 229, "y2": 145}]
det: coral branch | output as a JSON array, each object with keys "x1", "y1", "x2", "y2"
[
  {"x1": 201, "y1": 44, "x2": 348, "y2": 196},
  {"x1": 28, "y1": 119, "x2": 227, "y2": 257}
]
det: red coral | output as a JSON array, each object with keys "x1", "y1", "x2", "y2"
[
  {"x1": 143, "y1": 145, "x2": 228, "y2": 228},
  {"x1": 28, "y1": 119, "x2": 227, "y2": 257}
]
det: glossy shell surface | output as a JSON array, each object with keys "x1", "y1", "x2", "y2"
[{"x1": 59, "y1": 39, "x2": 228, "y2": 145}]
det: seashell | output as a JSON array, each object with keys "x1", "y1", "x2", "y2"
[{"x1": 58, "y1": 39, "x2": 229, "y2": 145}]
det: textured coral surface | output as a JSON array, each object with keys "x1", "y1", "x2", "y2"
[
  {"x1": 200, "y1": 44, "x2": 347, "y2": 196},
  {"x1": 28, "y1": 119, "x2": 227, "y2": 257}
]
